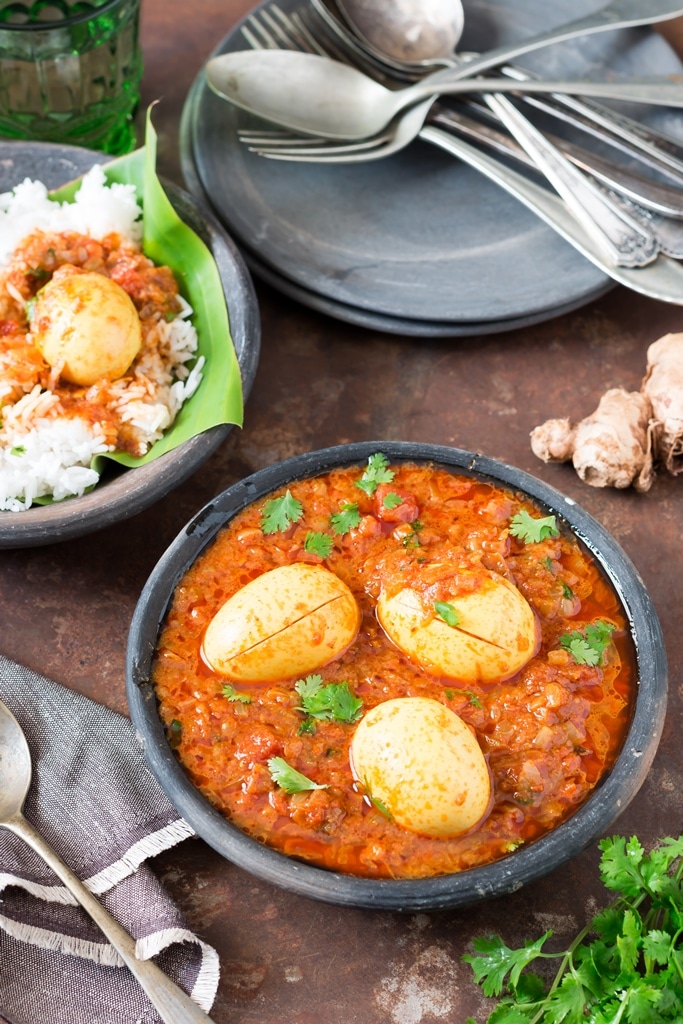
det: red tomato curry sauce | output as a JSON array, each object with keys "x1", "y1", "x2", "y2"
[{"x1": 152, "y1": 460, "x2": 634, "y2": 880}]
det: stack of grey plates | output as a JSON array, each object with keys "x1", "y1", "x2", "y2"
[{"x1": 180, "y1": 0, "x2": 683, "y2": 337}]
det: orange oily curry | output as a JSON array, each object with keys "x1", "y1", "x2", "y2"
[{"x1": 152, "y1": 458, "x2": 634, "y2": 880}]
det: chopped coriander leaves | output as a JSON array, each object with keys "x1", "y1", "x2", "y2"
[
  {"x1": 402, "y1": 520, "x2": 423, "y2": 548},
  {"x1": 295, "y1": 674, "x2": 363, "y2": 725},
  {"x1": 462, "y1": 690, "x2": 483, "y2": 709},
  {"x1": 559, "y1": 619, "x2": 615, "y2": 666},
  {"x1": 561, "y1": 581, "x2": 574, "y2": 600},
  {"x1": 509, "y1": 510, "x2": 560, "y2": 545},
  {"x1": 221, "y1": 684, "x2": 251, "y2": 704},
  {"x1": 267, "y1": 757, "x2": 327, "y2": 793},
  {"x1": 9, "y1": 445, "x2": 26, "y2": 457},
  {"x1": 330, "y1": 502, "x2": 361, "y2": 535},
  {"x1": 434, "y1": 601, "x2": 460, "y2": 628},
  {"x1": 370, "y1": 794, "x2": 393, "y2": 820},
  {"x1": 355, "y1": 452, "x2": 394, "y2": 496},
  {"x1": 260, "y1": 490, "x2": 303, "y2": 534},
  {"x1": 304, "y1": 530, "x2": 334, "y2": 558},
  {"x1": 168, "y1": 719, "x2": 182, "y2": 747},
  {"x1": 382, "y1": 491, "x2": 403, "y2": 510}
]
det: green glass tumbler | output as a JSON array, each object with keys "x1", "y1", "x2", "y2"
[{"x1": 0, "y1": 0, "x2": 143, "y2": 155}]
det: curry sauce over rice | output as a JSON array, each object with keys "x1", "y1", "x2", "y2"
[{"x1": 0, "y1": 168, "x2": 203, "y2": 511}]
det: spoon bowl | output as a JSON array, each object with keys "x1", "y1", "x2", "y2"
[
  {"x1": 337, "y1": 0, "x2": 464, "y2": 63},
  {"x1": 0, "y1": 700, "x2": 31, "y2": 820},
  {"x1": 0, "y1": 696, "x2": 215, "y2": 1023}
]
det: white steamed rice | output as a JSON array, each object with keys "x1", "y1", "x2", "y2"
[{"x1": 0, "y1": 165, "x2": 203, "y2": 513}]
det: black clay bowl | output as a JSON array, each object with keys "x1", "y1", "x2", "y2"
[
  {"x1": 126, "y1": 441, "x2": 667, "y2": 911},
  {"x1": 0, "y1": 141, "x2": 260, "y2": 549}
]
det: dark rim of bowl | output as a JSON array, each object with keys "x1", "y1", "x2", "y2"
[{"x1": 126, "y1": 441, "x2": 667, "y2": 911}]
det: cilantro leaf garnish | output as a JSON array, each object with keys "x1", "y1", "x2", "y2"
[
  {"x1": 168, "y1": 719, "x2": 182, "y2": 747},
  {"x1": 402, "y1": 520, "x2": 423, "y2": 548},
  {"x1": 221, "y1": 684, "x2": 251, "y2": 704},
  {"x1": 260, "y1": 490, "x2": 303, "y2": 534},
  {"x1": 434, "y1": 601, "x2": 460, "y2": 628},
  {"x1": 509, "y1": 510, "x2": 560, "y2": 545},
  {"x1": 370, "y1": 794, "x2": 393, "y2": 820},
  {"x1": 304, "y1": 530, "x2": 334, "y2": 558},
  {"x1": 355, "y1": 452, "x2": 394, "y2": 496},
  {"x1": 330, "y1": 502, "x2": 361, "y2": 535},
  {"x1": 559, "y1": 619, "x2": 615, "y2": 666},
  {"x1": 463, "y1": 833, "x2": 683, "y2": 1023},
  {"x1": 267, "y1": 756, "x2": 327, "y2": 793},
  {"x1": 382, "y1": 492, "x2": 403, "y2": 510},
  {"x1": 295, "y1": 674, "x2": 363, "y2": 725},
  {"x1": 462, "y1": 690, "x2": 483, "y2": 709}
]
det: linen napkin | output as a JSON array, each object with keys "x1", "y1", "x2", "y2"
[{"x1": 0, "y1": 655, "x2": 219, "y2": 1024}]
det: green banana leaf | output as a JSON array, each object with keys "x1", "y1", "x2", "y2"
[{"x1": 49, "y1": 110, "x2": 243, "y2": 472}]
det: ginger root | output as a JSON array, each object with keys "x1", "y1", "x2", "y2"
[
  {"x1": 531, "y1": 388, "x2": 655, "y2": 491},
  {"x1": 531, "y1": 332, "x2": 683, "y2": 490},
  {"x1": 642, "y1": 333, "x2": 683, "y2": 475}
]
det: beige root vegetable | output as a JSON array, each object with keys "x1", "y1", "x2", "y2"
[
  {"x1": 530, "y1": 387, "x2": 655, "y2": 491},
  {"x1": 642, "y1": 333, "x2": 683, "y2": 475},
  {"x1": 532, "y1": 331, "x2": 683, "y2": 489}
]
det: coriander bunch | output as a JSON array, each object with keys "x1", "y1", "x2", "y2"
[{"x1": 464, "y1": 834, "x2": 683, "y2": 1024}]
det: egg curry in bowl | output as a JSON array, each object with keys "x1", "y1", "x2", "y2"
[{"x1": 152, "y1": 454, "x2": 634, "y2": 880}]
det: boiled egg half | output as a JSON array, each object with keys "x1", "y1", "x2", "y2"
[
  {"x1": 377, "y1": 568, "x2": 537, "y2": 683},
  {"x1": 202, "y1": 562, "x2": 361, "y2": 681},
  {"x1": 350, "y1": 696, "x2": 491, "y2": 837}
]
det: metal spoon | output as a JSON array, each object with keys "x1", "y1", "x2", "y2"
[
  {"x1": 206, "y1": 50, "x2": 683, "y2": 140},
  {"x1": 0, "y1": 696, "x2": 215, "y2": 1024},
  {"x1": 337, "y1": 0, "x2": 465, "y2": 63},
  {"x1": 338, "y1": 0, "x2": 683, "y2": 75}
]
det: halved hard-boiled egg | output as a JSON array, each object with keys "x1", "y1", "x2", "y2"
[
  {"x1": 350, "y1": 696, "x2": 491, "y2": 837},
  {"x1": 377, "y1": 567, "x2": 537, "y2": 683},
  {"x1": 32, "y1": 271, "x2": 142, "y2": 386},
  {"x1": 202, "y1": 562, "x2": 361, "y2": 681}
]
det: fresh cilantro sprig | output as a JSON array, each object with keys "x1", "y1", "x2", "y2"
[
  {"x1": 267, "y1": 756, "x2": 328, "y2": 793},
  {"x1": 331, "y1": 502, "x2": 361, "y2": 535},
  {"x1": 434, "y1": 601, "x2": 460, "y2": 627},
  {"x1": 509, "y1": 510, "x2": 560, "y2": 545},
  {"x1": 295, "y1": 674, "x2": 363, "y2": 728},
  {"x1": 221, "y1": 684, "x2": 251, "y2": 704},
  {"x1": 559, "y1": 619, "x2": 615, "y2": 666},
  {"x1": 382, "y1": 492, "x2": 403, "y2": 510},
  {"x1": 355, "y1": 453, "x2": 395, "y2": 496},
  {"x1": 260, "y1": 490, "x2": 303, "y2": 534},
  {"x1": 463, "y1": 834, "x2": 683, "y2": 1024},
  {"x1": 304, "y1": 531, "x2": 334, "y2": 558}
]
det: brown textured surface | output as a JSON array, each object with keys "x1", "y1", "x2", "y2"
[{"x1": 3, "y1": 3, "x2": 683, "y2": 1022}]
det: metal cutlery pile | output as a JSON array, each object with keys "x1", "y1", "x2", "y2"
[{"x1": 204, "y1": 0, "x2": 683, "y2": 303}]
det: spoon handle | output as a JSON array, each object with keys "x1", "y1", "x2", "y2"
[
  {"x1": 419, "y1": 1, "x2": 683, "y2": 85},
  {"x1": 2, "y1": 812, "x2": 215, "y2": 1024}
]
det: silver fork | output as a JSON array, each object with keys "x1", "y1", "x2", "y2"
[
  {"x1": 232, "y1": 7, "x2": 683, "y2": 303},
  {"x1": 237, "y1": 5, "x2": 662, "y2": 269}
]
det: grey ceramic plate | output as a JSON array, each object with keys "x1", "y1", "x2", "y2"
[
  {"x1": 0, "y1": 142, "x2": 260, "y2": 549},
  {"x1": 186, "y1": 0, "x2": 683, "y2": 328},
  {"x1": 180, "y1": 86, "x2": 612, "y2": 338}
]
